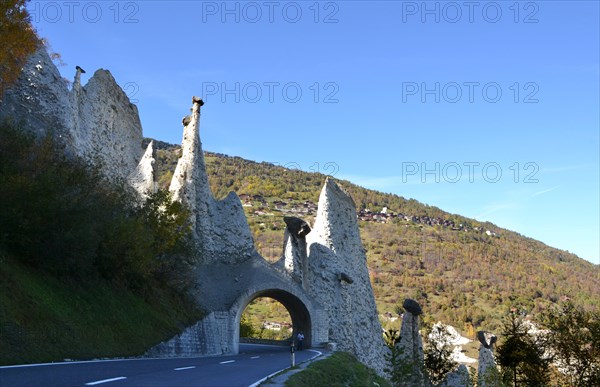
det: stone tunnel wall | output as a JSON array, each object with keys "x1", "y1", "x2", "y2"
[{"x1": 148, "y1": 274, "x2": 329, "y2": 357}]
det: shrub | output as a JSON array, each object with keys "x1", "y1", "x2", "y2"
[{"x1": 0, "y1": 122, "x2": 193, "y2": 294}]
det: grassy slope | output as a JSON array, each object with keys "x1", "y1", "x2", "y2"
[
  {"x1": 0, "y1": 256, "x2": 203, "y2": 365},
  {"x1": 151, "y1": 140, "x2": 600, "y2": 335},
  {"x1": 283, "y1": 352, "x2": 390, "y2": 387}
]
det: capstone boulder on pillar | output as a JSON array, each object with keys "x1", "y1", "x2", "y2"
[
  {"x1": 477, "y1": 331, "x2": 500, "y2": 387},
  {"x1": 168, "y1": 97, "x2": 255, "y2": 263},
  {"x1": 281, "y1": 217, "x2": 311, "y2": 284},
  {"x1": 397, "y1": 298, "x2": 428, "y2": 386}
]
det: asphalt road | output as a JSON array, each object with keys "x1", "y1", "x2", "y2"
[{"x1": 0, "y1": 344, "x2": 321, "y2": 387}]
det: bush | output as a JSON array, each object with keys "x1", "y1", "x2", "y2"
[
  {"x1": 285, "y1": 352, "x2": 390, "y2": 387},
  {"x1": 424, "y1": 323, "x2": 458, "y2": 385},
  {"x1": 537, "y1": 301, "x2": 600, "y2": 387},
  {"x1": 0, "y1": 122, "x2": 193, "y2": 294}
]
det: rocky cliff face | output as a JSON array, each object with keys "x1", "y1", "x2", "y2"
[
  {"x1": 440, "y1": 364, "x2": 472, "y2": 387},
  {"x1": 306, "y1": 178, "x2": 388, "y2": 374},
  {"x1": 0, "y1": 46, "x2": 144, "y2": 182},
  {"x1": 0, "y1": 47, "x2": 72, "y2": 140},
  {"x1": 71, "y1": 69, "x2": 144, "y2": 181},
  {"x1": 128, "y1": 141, "x2": 158, "y2": 199},
  {"x1": 168, "y1": 97, "x2": 255, "y2": 263}
]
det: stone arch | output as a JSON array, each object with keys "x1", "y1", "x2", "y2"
[{"x1": 231, "y1": 285, "x2": 316, "y2": 353}]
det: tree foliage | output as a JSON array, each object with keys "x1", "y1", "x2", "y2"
[
  {"x1": 424, "y1": 323, "x2": 458, "y2": 385},
  {"x1": 383, "y1": 328, "x2": 414, "y2": 387},
  {"x1": 0, "y1": 0, "x2": 39, "y2": 97},
  {"x1": 496, "y1": 309, "x2": 550, "y2": 386},
  {"x1": 239, "y1": 314, "x2": 256, "y2": 338},
  {"x1": 537, "y1": 301, "x2": 600, "y2": 387},
  {"x1": 0, "y1": 122, "x2": 193, "y2": 295}
]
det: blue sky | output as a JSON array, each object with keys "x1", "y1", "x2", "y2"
[{"x1": 29, "y1": 0, "x2": 599, "y2": 264}]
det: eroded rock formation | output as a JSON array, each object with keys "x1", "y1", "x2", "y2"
[
  {"x1": 128, "y1": 140, "x2": 157, "y2": 199},
  {"x1": 0, "y1": 47, "x2": 71, "y2": 140},
  {"x1": 4, "y1": 46, "x2": 390, "y2": 376},
  {"x1": 306, "y1": 178, "x2": 388, "y2": 374},
  {"x1": 70, "y1": 68, "x2": 143, "y2": 181},
  {"x1": 397, "y1": 298, "x2": 428, "y2": 386},
  {"x1": 0, "y1": 45, "x2": 144, "y2": 182},
  {"x1": 281, "y1": 216, "x2": 311, "y2": 285},
  {"x1": 439, "y1": 364, "x2": 472, "y2": 387},
  {"x1": 168, "y1": 97, "x2": 254, "y2": 263},
  {"x1": 477, "y1": 331, "x2": 500, "y2": 387}
]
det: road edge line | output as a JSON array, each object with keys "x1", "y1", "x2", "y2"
[
  {"x1": 247, "y1": 349, "x2": 322, "y2": 387},
  {"x1": 85, "y1": 376, "x2": 127, "y2": 385}
]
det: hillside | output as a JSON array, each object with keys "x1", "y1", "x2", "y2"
[
  {"x1": 0, "y1": 258, "x2": 202, "y2": 365},
  {"x1": 0, "y1": 124, "x2": 203, "y2": 366},
  {"x1": 149, "y1": 139, "x2": 600, "y2": 335}
]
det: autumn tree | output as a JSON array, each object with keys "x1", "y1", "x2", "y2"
[{"x1": 0, "y1": 0, "x2": 39, "y2": 97}]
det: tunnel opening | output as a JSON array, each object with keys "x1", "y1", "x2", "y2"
[
  {"x1": 237, "y1": 289, "x2": 312, "y2": 348},
  {"x1": 240, "y1": 297, "x2": 292, "y2": 342}
]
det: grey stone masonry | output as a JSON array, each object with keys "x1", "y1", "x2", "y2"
[{"x1": 147, "y1": 312, "x2": 232, "y2": 357}]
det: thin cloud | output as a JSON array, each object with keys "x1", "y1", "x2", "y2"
[
  {"x1": 542, "y1": 165, "x2": 590, "y2": 173},
  {"x1": 336, "y1": 174, "x2": 406, "y2": 189},
  {"x1": 531, "y1": 185, "x2": 561, "y2": 197},
  {"x1": 337, "y1": 168, "x2": 488, "y2": 189},
  {"x1": 475, "y1": 202, "x2": 520, "y2": 219}
]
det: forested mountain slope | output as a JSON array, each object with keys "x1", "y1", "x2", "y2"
[{"x1": 149, "y1": 139, "x2": 599, "y2": 334}]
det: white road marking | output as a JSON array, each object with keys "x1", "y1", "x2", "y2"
[
  {"x1": 174, "y1": 366, "x2": 196, "y2": 371},
  {"x1": 219, "y1": 360, "x2": 235, "y2": 364},
  {"x1": 0, "y1": 355, "x2": 208, "y2": 369},
  {"x1": 250, "y1": 356, "x2": 260, "y2": 359},
  {"x1": 85, "y1": 376, "x2": 127, "y2": 385},
  {"x1": 248, "y1": 349, "x2": 323, "y2": 387}
]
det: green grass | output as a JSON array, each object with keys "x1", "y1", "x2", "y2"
[
  {"x1": 0, "y1": 257, "x2": 203, "y2": 365},
  {"x1": 284, "y1": 352, "x2": 391, "y2": 387}
]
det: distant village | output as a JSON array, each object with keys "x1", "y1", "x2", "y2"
[
  {"x1": 239, "y1": 194, "x2": 499, "y2": 237},
  {"x1": 261, "y1": 320, "x2": 293, "y2": 332}
]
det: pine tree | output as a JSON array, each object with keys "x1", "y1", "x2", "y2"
[
  {"x1": 424, "y1": 323, "x2": 458, "y2": 385},
  {"x1": 496, "y1": 309, "x2": 549, "y2": 386}
]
